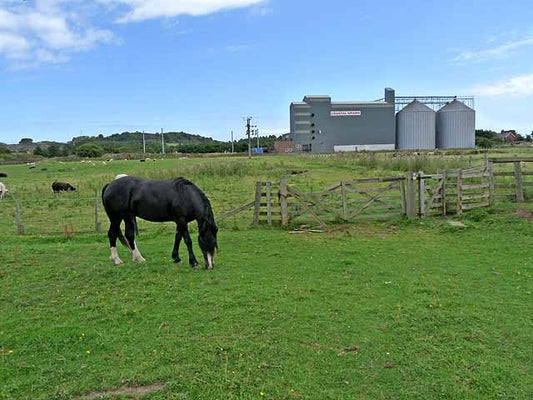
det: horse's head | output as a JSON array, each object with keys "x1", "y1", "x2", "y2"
[{"x1": 198, "y1": 219, "x2": 218, "y2": 270}]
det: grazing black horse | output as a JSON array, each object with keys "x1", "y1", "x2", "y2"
[{"x1": 101, "y1": 176, "x2": 218, "y2": 269}]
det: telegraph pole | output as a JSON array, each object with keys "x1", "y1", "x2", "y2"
[
  {"x1": 142, "y1": 131, "x2": 146, "y2": 154},
  {"x1": 256, "y1": 128, "x2": 260, "y2": 149},
  {"x1": 161, "y1": 128, "x2": 165, "y2": 155},
  {"x1": 246, "y1": 117, "x2": 252, "y2": 159},
  {"x1": 230, "y1": 130, "x2": 234, "y2": 153}
]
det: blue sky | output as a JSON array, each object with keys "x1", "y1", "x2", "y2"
[{"x1": 0, "y1": 0, "x2": 532, "y2": 144}]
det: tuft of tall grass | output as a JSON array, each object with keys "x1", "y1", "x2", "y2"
[{"x1": 311, "y1": 153, "x2": 473, "y2": 173}]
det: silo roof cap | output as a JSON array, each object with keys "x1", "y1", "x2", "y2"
[
  {"x1": 399, "y1": 100, "x2": 435, "y2": 113},
  {"x1": 438, "y1": 99, "x2": 474, "y2": 112}
]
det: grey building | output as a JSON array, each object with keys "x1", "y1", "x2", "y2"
[{"x1": 289, "y1": 88, "x2": 396, "y2": 153}]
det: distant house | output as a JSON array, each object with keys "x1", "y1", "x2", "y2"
[
  {"x1": 274, "y1": 139, "x2": 298, "y2": 153},
  {"x1": 499, "y1": 130, "x2": 517, "y2": 143},
  {"x1": 274, "y1": 133, "x2": 300, "y2": 153}
]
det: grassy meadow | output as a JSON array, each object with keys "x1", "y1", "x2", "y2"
[{"x1": 1, "y1": 150, "x2": 533, "y2": 399}]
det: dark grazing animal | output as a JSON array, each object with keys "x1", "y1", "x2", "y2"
[
  {"x1": 52, "y1": 181, "x2": 76, "y2": 193},
  {"x1": 0, "y1": 172, "x2": 7, "y2": 178},
  {"x1": 101, "y1": 176, "x2": 218, "y2": 269}
]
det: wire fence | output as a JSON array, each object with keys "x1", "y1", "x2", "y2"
[
  {"x1": 0, "y1": 192, "x2": 104, "y2": 236},
  {"x1": 0, "y1": 191, "x2": 252, "y2": 237}
]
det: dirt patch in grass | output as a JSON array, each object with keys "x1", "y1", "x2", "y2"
[
  {"x1": 75, "y1": 383, "x2": 165, "y2": 399},
  {"x1": 515, "y1": 209, "x2": 533, "y2": 221}
]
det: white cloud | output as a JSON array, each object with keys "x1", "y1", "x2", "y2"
[
  {"x1": 106, "y1": 0, "x2": 265, "y2": 23},
  {"x1": 0, "y1": 32, "x2": 31, "y2": 59},
  {"x1": 453, "y1": 37, "x2": 533, "y2": 64},
  {"x1": 0, "y1": 1, "x2": 115, "y2": 68},
  {"x1": 471, "y1": 73, "x2": 533, "y2": 97},
  {"x1": 0, "y1": 0, "x2": 266, "y2": 68}
]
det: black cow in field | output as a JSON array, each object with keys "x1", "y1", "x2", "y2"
[
  {"x1": 52, "y1": 181, "x2": 76, "y2": 193},
  {"x1": 0, "y1": 172, "x2": 7, "y2": 177}
]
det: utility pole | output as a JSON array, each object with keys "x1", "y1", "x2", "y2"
[
  {"x1": 256, "y1": 128, "x2": 260, "y2": 149},
  {"x1": 230, "y1": 130, "x2": 234, "y2": 153},
  {"x1": 142, "y1": 131, "x2": 146, "y2": 154},
  {"x1": 161, "y1": 128, "x2": 165, "y2": 155},
  {"x1": 246, "y1": 117, "x2": 252, "y2": 159}
]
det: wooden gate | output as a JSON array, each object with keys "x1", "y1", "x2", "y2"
[
  {"x1": 285, "y1": 176, "x2": 406, "y2": 227},
  {"x1": 418, "y1": 172, "x2": 446, "y2": 216},
  {"x1": 418, "y1": 166, "x2": 490, "y2": 216}
]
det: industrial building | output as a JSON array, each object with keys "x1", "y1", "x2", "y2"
[
  {"x1": 289, "y1": 88, "x2": 396, "y2": 153},
  {"x1": 286, "y1": 88, "x2": 475, "y2": 153}
]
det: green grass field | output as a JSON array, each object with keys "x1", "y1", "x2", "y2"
[{"x1": 1, "y1": 152, "x2": 533, "y2": 399}]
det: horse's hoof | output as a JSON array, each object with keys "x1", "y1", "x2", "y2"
[
  {"x1": 110, "y1": 257, "x2": 123, "y2": 265},
  {"x1": 133, "y1": 256, "x2": 146, "y2": 263},
  {"x1": 190, "y1": 261, "x2": 199, "y2": 268}
]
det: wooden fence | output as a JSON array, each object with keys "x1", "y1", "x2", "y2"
[
  {"x1": 5, "y1": 157, "x2": 533, "y2": 234},
  {"x1": 489, "y1": 158, "x2": 533, "y2": 203},
  {"x1": 251, "y1": 161, "x2": 519, "y2": 227}
]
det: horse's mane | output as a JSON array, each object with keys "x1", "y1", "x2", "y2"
[
  {"x1": 174, "y1": 177, "x2": 218, "y2": 248},
  {"x1": 173, "y1": 177, "x2": 214, "y2": 217}
]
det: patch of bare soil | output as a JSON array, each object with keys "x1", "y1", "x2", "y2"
[
  {"x1": 75, "y1": 383, "x2": 165, "y2": 399},
  {"x1": 516, "y1": 209, "x2": 533, "y2": 221}
]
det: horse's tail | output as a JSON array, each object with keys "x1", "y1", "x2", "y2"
[
  {"x1": 102, "y1": 183, "x2": 132, "y2": 250},
  {"x1": 101, "y1": 183, "x2": 109, "y2": 205},
  {"x1": 117, "y1": 229, "x2": 132, "y2": 250}
]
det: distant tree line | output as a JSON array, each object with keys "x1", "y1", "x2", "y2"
[{"x1": 20, "y1": 131, "x2": 281, "y2": 158}]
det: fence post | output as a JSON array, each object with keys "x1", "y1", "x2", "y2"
[
  {"x1": 457, "y1": 170, "x2": 463, "y2": 215},
  {"x1": 405, "y1": 172, "x2": 417, "y2": 218},
  {"x1": 399, "y1": 177, "x2": 406, "y2": 216},
  {"x1": 418, "y1": 171, "x2": 425, "y2": 217},
  {"x1": 94, "y1": 190, "x2": 102, "y2": 233},
  {"x1": 253, "y1": 181, "x2": 262, "y2": 226},
  {"x1": 341, "y1": 181, "x2": 348, "y2": 220},
  {"x1": 488, "y1": 161, "x2": 495, "y2": 206},
  {"x1": 266, "y1": 181, "x2": 272, "y2": 225},
  {"x1": 514, "y1": 161, "x2": 524, "y2": 203},
  {"x1": 280, "y1": 178, "x2": 289, "y2": 227},
  {"x1": 442, "y1": 171, "x2": 447, "y2": 216},
  {"x1": 15, "y1": 199, "x2": 24, "y2": 235}
]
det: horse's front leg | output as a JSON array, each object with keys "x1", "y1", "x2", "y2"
[{"x1": 181, "y1": 224, "x2": 199, "y2": 267}]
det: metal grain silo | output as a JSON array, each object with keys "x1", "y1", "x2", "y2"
[
  {"x1": 436, "y1": 100, "x2": 475, "y2": 149},
  {"x1": 396, "y1": 100, "x2": 436, "y2": 150}
]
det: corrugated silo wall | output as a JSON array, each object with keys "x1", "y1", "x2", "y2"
[
  {"x1": 436, "y1": 108, "x2": 476, "y2": 149},
  {"x1": 396, "y1": 109, "x2": 436, "y2": 150}
]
